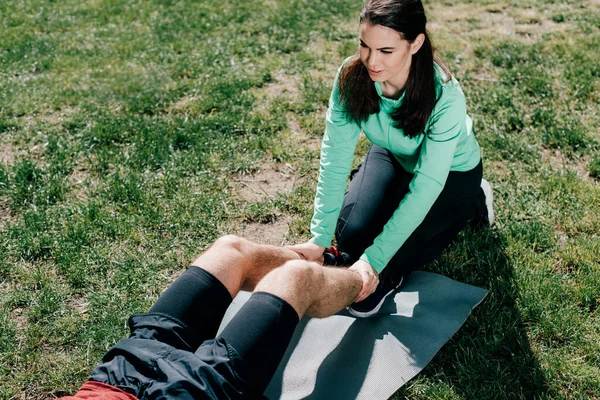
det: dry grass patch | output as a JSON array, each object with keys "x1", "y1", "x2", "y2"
[
  {"x1": 234, "y1": 162, "x2": 304, "y2": 246},
  {"x1": 0, "y1": 200, "x2": 12, "y2": 229},
  {"x1": 251, "y1": 69, "x2": 302, "y2": 116},
  {"x1": 68, "y1": 295, "x2": 88, "y2": 318},
  {"x1": 302, "y1": 35, "x2": 350, "y2": 76},
  {"x1": 0, "y1": 142, "x2": 17, "y2": 164},
  {"x1": 286, "y1": 114, "x2": 323, "y2": 151},
  {"x1": 67, "y1": 166, "x2": 97, "y2": 202},
  {"x1": 486, "y1": 159, "x2": 511, "y2": 179},
  {"x1": 236, "y1": 214, "x2": 293, "y2": 246},
  {"x1": 541, "y1": 148, "x2": 593, "y2": 181},
  {"x1": 25, "y1": 106, "x2": 79, "y2": 128},
  {"x1": 428, "y1": 2, "x2": 571, "y2": 78},
  {"x1": 237, "y1": 163, "x2": 297, "y2": 202},
  {"x1": 167, "y1": 95, "x2": 202, "y2": 115},
  {"x1": 265, "y1": 71, "x2": 301, "y2": 100},
  {"x1": 429, "y1": 3, "x2": 568, "y2": 41}
]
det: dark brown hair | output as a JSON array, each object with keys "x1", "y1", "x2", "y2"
[{"x1": 338, "y1": 0, "x2": 450, "y2": 138}]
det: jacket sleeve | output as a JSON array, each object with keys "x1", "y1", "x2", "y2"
[
  {"x1": 360, "y1": 85, "x2": 468, "y2": 273},
  {"x1": 309, "y1": 65, "x2": 361, "y2": 248}
]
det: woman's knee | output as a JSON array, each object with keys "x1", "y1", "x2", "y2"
[
  {"x1": 337, "y1": 216, "x2": 365, "y2": 242},
  {"x1": 336, "y1": 217, "x2": 374, "y2": 256}
]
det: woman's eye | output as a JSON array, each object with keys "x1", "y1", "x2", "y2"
[
  {"x1": 359, "y1": 42, "x2": 367, "y2": 48},
  {"x1": 381, "y1": 50, "x2": 392, "y2": 54}
]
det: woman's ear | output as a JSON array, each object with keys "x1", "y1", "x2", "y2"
[{"x1": 410, "y1": 33, "x2": 426, "y2": 55}]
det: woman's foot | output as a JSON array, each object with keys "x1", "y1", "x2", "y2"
[
  {"x1": 347, "y1": 275, "x2": 404, "y2": 318},
  {"x1": 481, "y1": 179, "x2": 495, "y2": 226}
]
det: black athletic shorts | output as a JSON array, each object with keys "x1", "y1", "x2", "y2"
[{"x1": 88, "y1": 267, "x2": 299, "y2": 399}]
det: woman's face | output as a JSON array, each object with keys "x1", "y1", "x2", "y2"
[{"x1": 358, "y1": 22, "x2": 422, "y2": 86}]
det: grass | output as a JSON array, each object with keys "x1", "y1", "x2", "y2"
[{"x1": 1, "y1": 0, "x2": 599, "y2": 398}]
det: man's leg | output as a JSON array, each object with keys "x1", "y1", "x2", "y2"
[
  {"x1": 217, "y1": 260, "x2": 362, "y2": 394},
  {"x1": 191, "y1": 235, "x2": 304, "y2": 297},
  {"x1": 88, "y1": 236, "x2": 306, "y2": 398},
  {"x1": 148, "y1": 235, "x2": 303, "y2": 349},
  {"x1": 255, "y1": 260, "x2": 363, "y2": 319}
]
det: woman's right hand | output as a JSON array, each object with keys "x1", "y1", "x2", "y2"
[{"x1": 286, "y1": 242, "x2": 325, "y2": 263}]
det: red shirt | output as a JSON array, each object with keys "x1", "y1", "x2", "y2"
[{"x1": 59, "y1": 381, "x2": 138, "y2": 400}]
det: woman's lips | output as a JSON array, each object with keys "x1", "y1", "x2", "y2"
[{"x1": 369, "y1": 68, "x2": 383, "y2": 76}]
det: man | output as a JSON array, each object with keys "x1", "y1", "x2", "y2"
[{"x1": 60, "y1": 235, "x2": 362, "y2": 399}]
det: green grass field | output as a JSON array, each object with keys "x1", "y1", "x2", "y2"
[{"x1": 1, "y1": 0, "x2": 599, "y2": 398}]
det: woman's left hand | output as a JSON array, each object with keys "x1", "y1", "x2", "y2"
[{"x1": 348, "y1": 260, "x2": 379, "y2": 303}]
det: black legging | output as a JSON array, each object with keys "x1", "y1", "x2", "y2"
[{"x1": 335, "y1": 145, "x2": 487, "y2": 285}]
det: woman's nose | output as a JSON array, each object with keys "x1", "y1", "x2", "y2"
[{"x1": 367, "y1": 52, "x2": 379, "y2": 68}]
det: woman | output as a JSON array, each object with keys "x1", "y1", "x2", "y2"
[{"x1": 289, "y1": 0, "x2": 494, "y2": 318}]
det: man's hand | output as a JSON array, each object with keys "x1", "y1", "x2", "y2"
[
  {"x1": 286, "y1": 242, "x2": 325, "y2": 264},
  {"x1": 348, "y1": 260, "x2": 379, "y2": 302}
]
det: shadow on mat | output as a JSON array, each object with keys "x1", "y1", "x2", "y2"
[
  {"x1": 265, "y1": 282, "x2": 463, "y2": 400},
  {"x1": 265, "y1": 311, "x2": 425, "y2": 400},
  {"x1": 392, "y1": 227, "x2": 549, "y2": 399},
  {"x1": 299, "y1": 313, "x2": 433, "y2": 400}
]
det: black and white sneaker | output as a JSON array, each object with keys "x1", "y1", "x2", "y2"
[
  {"x1": 481, "y1": 179, "x2": 495, "y2": 226},
  {"x1": 347, "y1": 275, "x2": 404, "y2": 318}
]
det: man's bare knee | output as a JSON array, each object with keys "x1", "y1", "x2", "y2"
[
  {"x1": 281, "y1": 260, "x2": 323, "y2": 287},
  {"x1": 211, "y1": 235, "x2": 246, "y2": 253},
  {"x1": 188, "y1": 235, "x2": 253, "y2": 297},
  {"x1": 191, "y1": 235, "x2": 248, "y2": 270},
  {"x1": 204, "y1": 235, "x2": 258, "y2": 264},
  {"x1": 258, "y1": 260, "x2": 322, "y2": 289},
  {"x1": 255, "y1": 260, "x2": 323, "y2": 317}
]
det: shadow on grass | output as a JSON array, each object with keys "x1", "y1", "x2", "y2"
[{"x1": 394, "y1": 227, "x2": 550, "y2": 399}]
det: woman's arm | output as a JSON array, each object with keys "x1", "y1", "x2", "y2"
[
  {"x1": 360, "y1": 85, "x2": 470, "y2": 273},
  {"x1": 307, "y1": 65, "x2": 362, "y2": 250}
]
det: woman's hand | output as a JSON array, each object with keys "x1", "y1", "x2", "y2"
[
  {"x1": 348, "y1": 260, "x2": 379, "y2": 302},
  {"x1": 286, "y1": 242, "x2": 325, "y2": 263}
]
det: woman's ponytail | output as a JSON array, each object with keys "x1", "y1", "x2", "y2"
[{"x1": 391, "y1": 33, "x2": 437, "y2": 138}]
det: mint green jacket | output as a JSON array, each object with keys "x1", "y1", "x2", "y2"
[{"x1": 309, "y1": 58, "x2": 481, "y2": 273}]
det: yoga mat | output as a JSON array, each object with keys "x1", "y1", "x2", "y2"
[{"x1": 217, "y1": 271, "x2": 488, "y2": 400}]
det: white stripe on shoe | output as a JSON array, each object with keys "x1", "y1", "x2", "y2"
[
  {"x1": 481, "y1": 179, "x2": 495, "y2": 226},
  {"x1": 347, "y1": 276, "x2": 404, "y2": 318}
]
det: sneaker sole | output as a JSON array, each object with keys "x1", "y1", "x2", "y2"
[
  {"x1": 347, "y1": 276, "x2": 404, "y2": 318},
  {"x1": 481, "y1": 179, "x2": 495, "y2": 225}
]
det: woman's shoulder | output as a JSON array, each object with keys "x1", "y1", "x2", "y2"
[
  {"x1": 434, "y1": 63, "x2": 465, "y2": 102},
  {"x1": 434, "y1": 62, "x2": 459, "y2": 89},
  {"x1": 429, "y1": 64, "x2": 467, "y2": 123}
]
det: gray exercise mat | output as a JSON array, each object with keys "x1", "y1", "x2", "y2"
[{"x1": 217, "y1": 271, "x2": 488, "y2": 400}]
